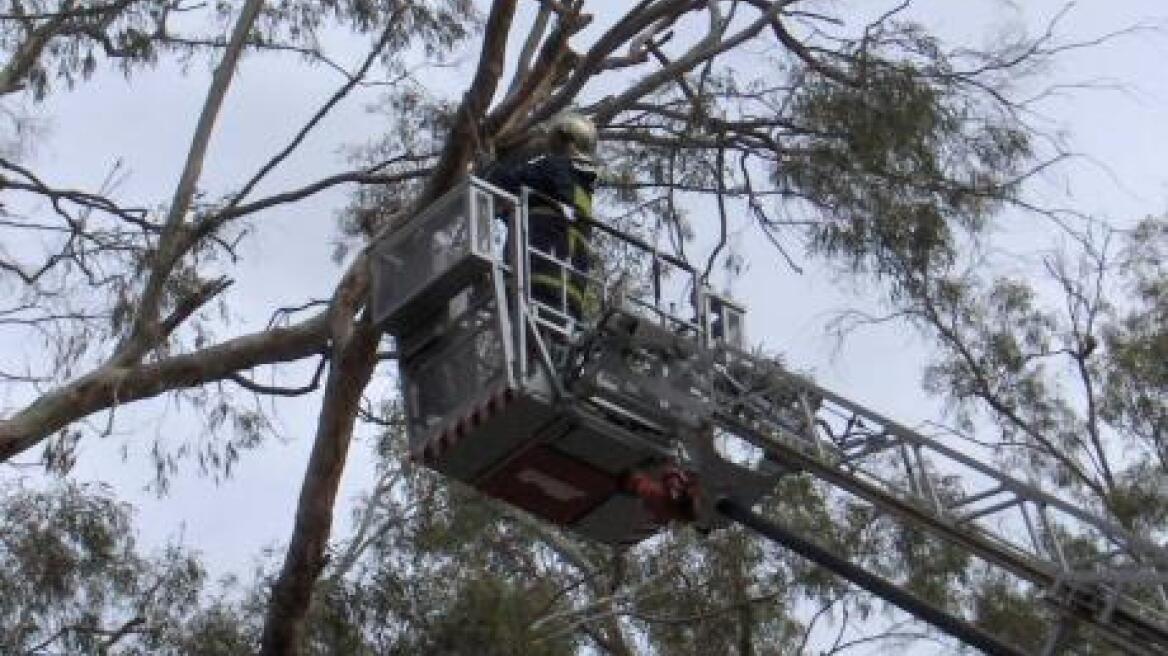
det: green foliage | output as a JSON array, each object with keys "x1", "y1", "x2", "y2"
[
  {"x1": 914, "y1": 218, "x2": 1167, "y2": 526},
  {"x1": 255, "y1": 0, "x2": 477, "y2": 51},
  {"x1": 971, "y1": 576, "x2": 1048, "y2": 653},
  {"x1": 0, "y1": 1, "x2": 171, "y2": 99},
  {"x1": 1101, "y1": 217, "x2": 1168, "y2": 475},
  {"x1": 593, "y1": 22, "x2": 1038, "y2": 309},
  {"x1": 0, "y1": 0, "x2": 479, "y2": 100},
  {"x1": 0, "y1": 480, "x2": 207, "y2": 655},
  {"x1": 166, "y1": 601, "x2": 263, "y2": 656},
  {"x1": 894, "y1": 217, "x2": 1168, "y2": 652},
  {"x1": 786, "y1": 60, "x2": 1030, "y2": 283},
  {"x1": 392, "y1": 575, "x2": 576, "y2": 656}
]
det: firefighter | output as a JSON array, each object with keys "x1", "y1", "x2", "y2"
[{"x1": 487, "y1": 112, "x2": 599, "y2": 323}]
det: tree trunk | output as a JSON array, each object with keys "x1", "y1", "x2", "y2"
[
  {"x1": 259, "y1": 313, "x2": 380, "y2": 655},
  {"x1": 259, "y1": 3, "x2": 519, "y2": 649}
]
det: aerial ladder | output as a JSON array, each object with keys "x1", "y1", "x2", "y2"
[{"x1": 370, "y1": 178, "x2": 1168, "y2": 655}]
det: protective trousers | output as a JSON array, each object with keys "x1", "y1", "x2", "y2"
[{"x1": 527, "y1": 207, "x2": 591, "y2": 322}]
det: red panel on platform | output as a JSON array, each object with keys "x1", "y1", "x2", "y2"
[{"x1": 479, "y1": 445, "x2": 618, "y2": 525}]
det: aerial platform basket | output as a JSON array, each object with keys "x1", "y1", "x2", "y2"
[
  {"x1": 370, "y1": 177, "x2": 769, "y2": 545},
  {"x1": 363, "y1": 181, "x2": 1168, "y2": 656},
  {"x1": 369, "y1": 177, "x2": 512, "y2": 334}
]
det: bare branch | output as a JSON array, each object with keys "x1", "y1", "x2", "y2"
[
  {"x1": 702, "y1": 136, "x2": 728, "y2": 282},
  {"x1": 197, "y1": 159, "x2": 435, "y2": 239},
  {"x1": 532, "y1": 0, "x2": 701, "y2": 125},
  {"x1": 742, "y1": 0, "x2": 857, "y2": 87},
  {"x1": 228, "y1": 11, "x2": 407, "y2": 207},
  {"x1": 158, "y1": 276, "x2": 233, "y2": 339},
  {"x1": 593, "y1": 1, "x2": 791, "y2": 124},
  {"x1": 503, "y1": 1, "x2": 552, "y2": 100},
  {"x1": 117, "y1": 0, "x2": 265, "y2": 365},
  {"x1": 228, "y1": 355, "x2": 328, "y2": 398},
  {"x1": 413, "y1": 0, "x2": 519, "y2": 216}
]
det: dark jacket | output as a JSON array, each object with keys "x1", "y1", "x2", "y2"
[
  {"x1": 486, "y1": 155, "x2": 598, "y2": 319},
  {"x1": 487, "y1": 154, "x2": 596, "y2": 220}
]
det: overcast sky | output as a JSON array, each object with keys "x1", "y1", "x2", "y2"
[{"x1": 3, "y1": 0, "x2": 1167, "y2": 629}]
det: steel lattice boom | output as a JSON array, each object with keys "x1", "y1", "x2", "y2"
[{"x1": 704, "y1": 346, "x2": 1168, "y2": 654}]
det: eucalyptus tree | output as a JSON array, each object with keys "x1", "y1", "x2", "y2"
[
  {"x1": 836, "y1": 215, "x2": 1168, "y2": 652},
  {"x1": 0, "y1": 1, "x2": 1105, "y2": 653},
  {"x1": 0, "y1": 480, "x2": 209, "y2": 655}
]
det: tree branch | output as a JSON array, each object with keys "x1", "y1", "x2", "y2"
[
  {"x1": 503, "y1": 1, "x2": 552, "y2": 100},
  {"x1": 593, "y1": 1, "x2": 789, "y2": 124},
  {"x1": 412, "y1": 0, "x2": 518, "y2": 216},
  {"x1": 260, "y1": 310, "x2": 380, "y2": 654},
  {"x1": 116, "y1": 0, "x2": 264, "y2": 365},
  {"x1": 228, "y1": 355, "x2": 328, "y2": 398},
  {"x1": 227, "y1": 10, "x2": 406, "y2": 207},
  {"x1": 0, "y1": 310, "x2": 330, "y2": 462}
]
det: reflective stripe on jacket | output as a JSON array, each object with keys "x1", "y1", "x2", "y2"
[{"x1": 486, "y1": 155, "x2": 598, "y2": 318}]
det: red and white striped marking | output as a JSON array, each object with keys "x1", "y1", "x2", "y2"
[{"x1": 410, "y1": 385, "x2": 515, "y2": 463}]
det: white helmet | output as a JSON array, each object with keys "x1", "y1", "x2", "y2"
[{"x1": 548, "y1": 112, "x2": 598, "y2": 171}]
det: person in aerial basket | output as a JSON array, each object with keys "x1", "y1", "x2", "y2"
[{"x1": 487, "y1": 112, "x2": 599, "y2": 324}]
